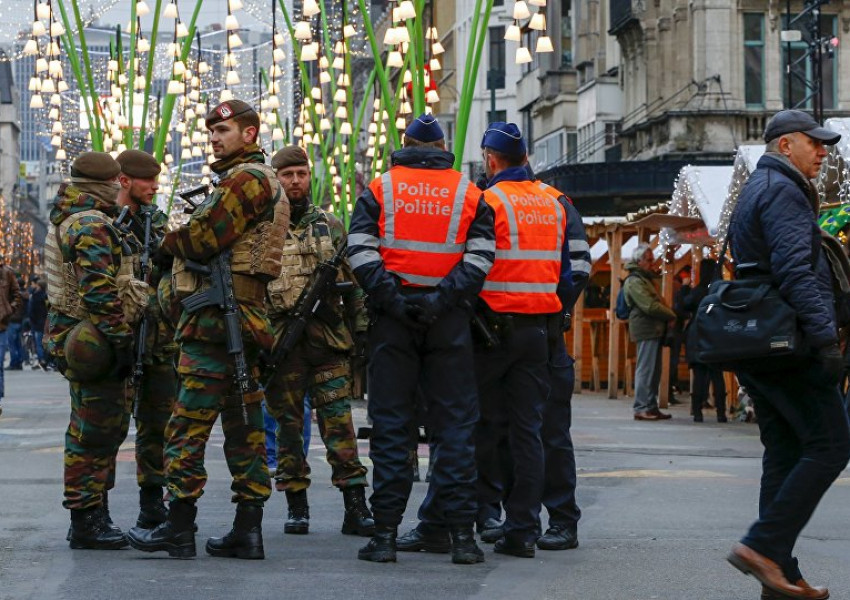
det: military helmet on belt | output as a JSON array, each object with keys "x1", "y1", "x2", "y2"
[{"x1": 63, "y1": 320, "x2": 116, "y2": 382}]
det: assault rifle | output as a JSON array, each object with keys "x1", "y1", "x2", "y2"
[
  {"x1": 130, "y1": 206, "x2": 156, "y2": 418},
  {"x1": 181, "y1": 249, "x2": 252, "y2": 424},
  {"x1": 178, "y1": 185, "x2": 210, "y2": 214},
  {"x1": 263, "y1": 243, "x2": 352, "y2": 387}
]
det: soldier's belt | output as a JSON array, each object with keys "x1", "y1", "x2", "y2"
[{"x1": 224, "y1": 388, "x2": 264, "y2": 409}]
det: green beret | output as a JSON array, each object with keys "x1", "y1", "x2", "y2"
[
  {"x1": 116, "y1": 149, "x2": 161, "y2": 179},
  {"x1": 205, "y1": 99, "x2": 259, "y2": 129},
  {"x1": 71, "y1": 152, "x2": 121, "y2": 180},
  {"x1": 271, "y1": 146, "x2": 309, "y2": 170}
]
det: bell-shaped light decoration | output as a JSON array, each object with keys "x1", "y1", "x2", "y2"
[
  {"x1": 268, "y1": 95, "x2": 280, "y2": 109},
  {"x1": 335, "y1": 106, "x2": 348, "y2": 119},
  {"x1": 137, "y1": 37, "x2": 150, "y2": 53},
  {"x1": 400, "y1": 101, "x2": 412, "y2": 115},
  {"x1": 50, "y1": 21, "x2": 65, "y2": 37},
  {"x1": 395, "y1": 26, "x2": 411, "y2": 44},
  {"x1": 225, "y1": 14, "x2": 239, "y2": 30},
  {"x1": 332, "y1": 56, "x2": 344, "y2": 70},
  {"x1": 192, "y1": 146, "x2": 203, "y2": 157},
  {"x1": 368, "y1": 122, "x2": 378, "y2": 134},
  {"x1": 529, "y1": 0, "x2": 546, "y2": 5},
  {"x1": 402, "y1": 70, "x2": 413, "y2": 84},
  {"x1": 301, "y1": 43, "x2": 318, "y2": 61},
  {"x1": 226, "y1": 70, "x2": 240, "y2": 85},
  {"x1": 430, "y1": 58, "x2": 442, "y2": 71},
  {"x1": 36, "y1": 2, "x2": 50, "y2": 19},
  {"x1": 163, "y1": 2, "x2": 178, "y2": 18},
  {"x1": 535, "y1": 36, "x2": 554, "y2": 53},
  {"x1": 387, "y1": 51, "x2": 404, "y2": 68},
  {"x1": 50, "y1": 93, "x2": 61, "y2": 106},
  {"x1": 274, "y1": 33, "x2": 285, "y2": 46},
  {"x1": 220, "y1": 88, "x2": 234, "y2": 102},
  {"x1": 529, "y1": 12, "x2": 546, "y2": 30},
  {"x1": 229, "y1": 0, "x2": 243, "y2": 9},
  {"x1": 318, "y1": 56, "x2": 329, "y2": 69},
  {"x1": 344, "y1": 24, "x2": 356, "y2": 38},
  {"x1": 177, "y1": 22, "x2": 190, "y2": 38},
  {"x1": 30, "y1": 95, "x2": 44, "y2": 109},
  {"x1": 314, "y1": 103, "x2": 326, "y2": 115},
  {"x1": 167, "y1": 42, "x2": 179, "y2": 57},
  {"x1": 223, "y1": 52, "x2": 237, "y2": 67},
  {"x1": 505, "y1": 25, "x2": 521, "y2": 41},
  {"x1": 425, "y1": 89, "x2": 440, "y2": 103},
  {"x1": 23, "y1": 39, "x2": 38, "y2": 56},
  {"x1": 180, "y1": 148, "x2": 191, "y2": 160},
  {"x1": 50, "y1": 134, "x2": 62, "y2": 147},
  {"x1": 383, "y1": 28, "x2": 398, "y2": 46},
  {"x1": 271, "y1": 127, "x2": 283, "y2": 141},
  {"x1": 172, "y1": 60, "x2": 186, "y2": 76},
  {"x1": 366, "y1": 147, "x2": 375, "y2": 157},
  {"x1": 198, "y1": 60, "x2": 210, "y2": 74},
  {"x1": 167, "y1": 79, "x2": 183, "y2": 94},
  {"x1": 228, "y1": 32, "x2": 242, "y2": 47},
  {"x1": 32, "y1": 20, "x2": 46, "y2": 37},
  {"x1": 136, "y1": 0, "x2": 150, "y2": 15},
  {"x1": 515, "y1": 46, "x2": 533, "y2": 64},
  {"x1": 293, "y1": 126, "x2": 304, "y2": 137},
  {"x1": 48, "y1": 107, "x2": 59, "y2": 119},
  {"x1": 340, "y1": 122, "x2": 353, "y2": 135},
  {"x1": 397, "y1": 0, "x2": 416, "y2": 20},
  {"x1": 432, "y1": 41, "x2": 445, "y2": 55},
  {"x1": 36, "y1": 58, "x2": 48, "y2": 73},
  {"x1": 426, "y1": 27, "x2": 439, "y2": 41},
  {"x1": 337, "y1": 74, "x2": 350, "y2": 87},
  {"x1": 396, "y1": 116, "x2": 407, "y2": 129},
  {"x1": 49, "y1": 59, "x2": 62, "y2": 76},
  {"x1": 319, "y1": 70, "x2": 331, "y2": 84},
  {"x1": 273, "y1": 47, "x2": 285, "y2": 63},
  {"x1": 302, "y1": 0, "x2": 320, "y2": 17},
  {"x1": 513, "y1": 1, "x2": 531, "y2": 20},
  {"x1": 51, "y1": 120, "x2": 63, "y2": 134},
  {"x1": 310, "y1": 86, "x2": 322, "y2": 100},
  {"x1": 334, "y1": 88, "x2": 348, "y2": 103},
  {"x1": 58, "y1": 80, "x2": 68, "y2": 92},
  {"x1": 41, "y1": 78, "x2": 55, "y2": 93},
  {"x1": 303, "y1": 133, "x2": 313, "y2": 144},
  {"x1": 56, "y1": 148, "x2": 67, "y2": 160}
]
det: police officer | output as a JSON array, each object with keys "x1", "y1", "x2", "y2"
[
  {"x1": 347, "y1": 114, "x2": 495, "y2": 564},
  {"x1": 475, "y1": 123, "x2": 570, "y2": 557},
  {"x1": 265, "y1": 145, "x2": 373, "y2": 537},
  {"x1": 44, "y1": 152, "x2": 140, "y2": 549},
  {"x1": 127, "y1": 100, "x2": 289, "y2": 559},
  {"x1": 114, "y1": 150, "x2": 179, "y2": 531}
]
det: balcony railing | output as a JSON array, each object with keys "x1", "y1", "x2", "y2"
[{"x1": 609, "y1": 0, "x2": 642, "y2": 35}]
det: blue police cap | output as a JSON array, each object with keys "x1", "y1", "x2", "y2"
[
  {"x1": 481, "y1": 122, "x2": 527, "y2": 158},
  {"x1": 405, "y1": 113, "x2": 444, "y2": 143}
]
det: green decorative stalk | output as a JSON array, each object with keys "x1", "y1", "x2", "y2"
[
  {"x1": 138, "y1": 0, "x2": 164, "y2": 146},
  {"x1": 453, "y1": 0, "x2": 494, "y2": 170},
  {"x1": 70, "y1": 0, "x2": 104, "y2": 147},
  {"x1": 154, "y1": 0, "x2": 203, "y2": 162},
  {"x1": 356, "y1": 0, "x2": 400, "y2": 150},
  {"x1": 125, "y1": 0, "x2": 138, "y2": 147}
]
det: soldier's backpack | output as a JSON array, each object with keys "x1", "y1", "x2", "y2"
[{"x1": 615, "y1": 275, "x2": 634, "y2": 320}]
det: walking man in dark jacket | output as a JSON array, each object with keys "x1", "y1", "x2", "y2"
[{"x1": 725, "y1": 110, "x2": 850, "y2": 600}]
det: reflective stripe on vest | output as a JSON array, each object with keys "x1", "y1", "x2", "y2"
[
  {"x1": 372, "y1": 167, "x2": 478, "y2": 286},
  {"x1": 480, "y1": 182, "x2": 565, "y2": 314}
]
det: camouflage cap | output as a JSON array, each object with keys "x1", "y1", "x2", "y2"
[
  {"x1": 205, "y1": 99, "x2": 259, "y2": 128},
  {"x1": 71, "y1": 152, "x2": 122, "y2": 180},
  {"x1": 116, "y1": 149, "x2": 161, "y2": 179},
  {"x1": 271, "y1": 145, "x2": 309, "y2": 170}
]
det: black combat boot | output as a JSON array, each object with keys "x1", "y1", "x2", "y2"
[
  {"x1": 358, "y1": 524, "x2": 397, "y2": 563},
  {"x1": 69, "y1": 505, "x2": 129, "y2": 550},
  {"x1": 206, "y1": 503, "x2": 265, "y2": 560},
  {"x1": 101, "y1": 491, "x2": 122, "y2": 533},
  {"x1": 341, "y1": 485, "x2": 375, "y2": 537},
  {"x1": 127, "y1": 499, "x2": 197, "y2": 558},
  {"x1": 136, "y1": 486, "x2": 168, "y2": 529},
  {"x1": 284, "y1": 489, "x2": 309, "y2": 534},
  {"x1": 449, "y1": 525, "x2": 485, "y2": 564}
]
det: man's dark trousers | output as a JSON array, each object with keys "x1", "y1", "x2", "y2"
[
  {"x1": 738, "y1": 359, "x2": 850, "y2": 581},
  {"x1": 541, "y1": 335, "x2": 580, "y2": 533},
  {"x1": 366, "y1": 306, "x2": 479, "y2": 528}
]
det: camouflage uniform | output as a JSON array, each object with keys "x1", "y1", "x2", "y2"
[
  {"x1": 159, "y1": 144, "x2": 282, "y2": 505},
  {"x1": 265, "y1": 203, "x2": 369, "y2": 493},
  {"x1": 45, "y1": 183, "x2": 134, "y2": 511},
  {"x1": 125, "y1": 209, "x2": 179, "y2": 489}
]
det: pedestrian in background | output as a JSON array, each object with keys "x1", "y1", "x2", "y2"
[
  {"x1": 623, "y1": 244, "x2": 675, "y2": 421},
  {"x1": 725, "y1": 109, "x2": 850, "y2": 600},
  {"x1": 6, "y1": 276, "x2": 28, "y2": 370},
  {"x1": 0, "y1": 253, "x2": 21, "y2": 416},
  {"x1": 27, "y1": 278, "x2": 49, "y2": 370}
]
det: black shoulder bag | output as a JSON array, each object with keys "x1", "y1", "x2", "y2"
[{"x1": 693, "y1": 233, "x2": 807, "y2": 373}]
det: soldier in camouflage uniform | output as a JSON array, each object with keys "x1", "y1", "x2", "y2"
[
  {"x1": 44, "y1": 152, "x2": 143, "y2": 550},
  {"x1": 128, "y1": 100, "x2": 289, "y2": 560},
  {"x1": 265, "y1": 146, "x2": 373, "y2": 537},
  {"x1": 115, "y1": 150, "x2": 179, "y2": 530}
]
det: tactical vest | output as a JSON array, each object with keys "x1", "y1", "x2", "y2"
[
  {"x1": 267, "y1": 217, "x2": 336, "y2": 313},
  {"x1": 44, "y1": 209, "x2": 149, "y2": 324},
  {"x1": 172, "y1": 162, "x2": 289, "y2": 304}
]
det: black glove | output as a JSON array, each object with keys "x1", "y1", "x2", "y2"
[
  {"x1": 384, "y1": 295, "x2": 428, "y2": 330},
  {"x1": 407, "y1": 291, "x2": 449, "y2": 327},
  {"x1": 815, "y1": 342, "x2": 843, "y2": 385},
  {"x1": 111, "y1": 342, "x2": 135, "y2": 381}
]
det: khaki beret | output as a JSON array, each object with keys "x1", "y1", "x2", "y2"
[
  {"x1": 205, "y1": 99, "x2": 259, "y2": 129},
  {"x1": 271, "y1": 146, "x2": 309, "y2": 170},
  {"x1": 116, "y1": 149, "x2": 161, "y2": 179},
  {"x1": 70, "y1": 152, "x2": 121, "y2": 180}
]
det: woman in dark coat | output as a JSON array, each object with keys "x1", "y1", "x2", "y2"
[{"x1": 682, "y1": 258, "x2": 727, "y2": 422}]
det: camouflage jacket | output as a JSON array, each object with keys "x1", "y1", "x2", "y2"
[
  {"x1": 160, "y1": 144, "x2": 278, "y2": 351},
  {"x1": 271, "y1": 203, "x2": 368, "y2": 352},
  {"x1": 125, "y1": 207, "x2": 178, "y2": 363},
  {"x1": 45, "y1": 183, "x2": 133, "y2": 358}
]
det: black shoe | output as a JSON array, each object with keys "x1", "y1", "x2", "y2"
[
  {"x1": 7, "y1": 364, "x2": 22, "y2": 371},
  {"x1": 478, "y1": 518, "x2": 504, "y2": 544},
  {"x1": 358, "y1": 525, "x2": 397, "y2": 562},
  {"x1": 206, "y1": 503, "x2": 264, "y2": 560},
  {"x1": 284, "y1": 489, "x2": 310, "y2": 534},
  {"x1": 341, "y1": 485, "x2": 375, "y2": 537},
  {"x1": 127, "y1": 500, "x2": 197, "y2": 558},
  {"x1": 136, "y1": 486, "x2": 168, "y2": 529},
  {"x1": 717, "y1": 415, "x2": 728, "y2": 423},
  {"x1": 536, "y1": 525, "x2": 578, "y2": 551},
  {"x1": 450, "y1": 525, "x2": 485, "y2": 564},
  {"x1": 397, "y1": 526, "x2": 451, "y2": 553},
  {"x1": 494, "y1": 536, "x2": 535, "y2": 558},
  {"x1": 69, "y1": 506, "x2": 129, "y2": 550},
  {"x1": 693, "y1": 413, "x2": 704, "y2": 423}
]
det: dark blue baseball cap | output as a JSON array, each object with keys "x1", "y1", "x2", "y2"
[
  {"x1": 481, "y1": 122, "x2": 527, "y2": 158},
  {"x1": 764, "y1": 109, "x2": 841, "y2": 144},
  {"x1": 405, "y1": 113, "x2": 444, "y2": 143}
]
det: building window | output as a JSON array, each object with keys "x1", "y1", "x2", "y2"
[
  {"x1": 488, "y1": 109, "x2": 507, "y2": 124},
  {"x1": 604, "y1": 122, "x2": 621, "y2": 146},
  {"x1": 561, "y1": 0, "x2": 572, "y2": 67},
  {"x1": 488, "y1": 27, "x2": 506, "y2": 90},
  {"x1": 743, "y1": 13, "x2": 764, "y2": 107},
  {"x1": 782, "y1": 13, "x2": 838, "y2": 110},
  {"x1": 521, "y1": 28, "x2": 541, "y2": 75},
  {"x1": 521, "y1": 105, "x2": 535, "y2": 156}
]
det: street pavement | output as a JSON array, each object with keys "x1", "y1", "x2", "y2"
[{"x1": 2, "y1": 368, "x2": 850, "y2": 600}]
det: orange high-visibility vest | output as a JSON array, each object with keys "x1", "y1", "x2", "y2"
[
  {"x1": 369, "y1": 166, "x2": 480, "y2": 287},
  {"x1": 535, "y1": 180, "x2": 573, "y2": 205},
  {"x1": 480, "y1": 180, "x2": 566, "y2": 314}
]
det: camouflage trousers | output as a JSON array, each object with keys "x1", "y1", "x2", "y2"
[
  {"x1": 63, "y1": 378, "x2": 131, "y2": 510},
  {"x1": 164, "y1": 342, "x2": 270, "y2": 504},
  {"x1": 265, "y1": 341, "x2": 367, "y2": 493},
  {"x1": 134, "y1": 362, "x2": 178, "y2": 488}
]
